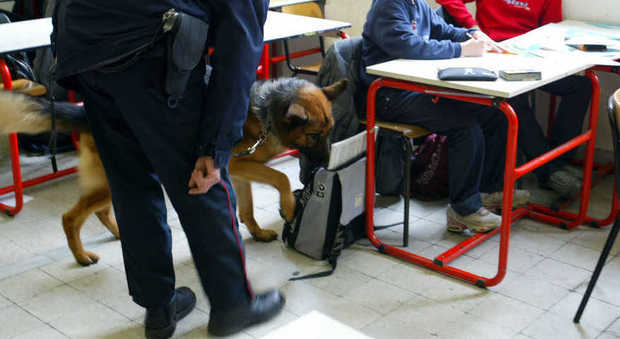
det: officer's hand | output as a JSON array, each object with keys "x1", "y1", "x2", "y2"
[
  {"x1": 460, "y1": 38, "x2": 486, "y2": 57},
  {"x1": 188, "y1": 156, "x2": 221, "y2": 195}
]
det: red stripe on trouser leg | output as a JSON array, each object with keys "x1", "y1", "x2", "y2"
[{"x1": 220, "y1": 180, "x2": 255, "y2": 299}]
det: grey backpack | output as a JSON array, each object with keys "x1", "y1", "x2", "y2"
[{"x1": 282, "y1": 156, "x2": 367, "y2": 280}]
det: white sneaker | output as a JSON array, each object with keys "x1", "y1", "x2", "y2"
[
  {"x1": 480, "y1": 189, "x2": 530, "y2": 211},
  {"x1": 447, "y1": 206, "x2": 501, "y2": 233}
]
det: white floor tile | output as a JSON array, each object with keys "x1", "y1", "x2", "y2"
[
  {"x1": 524, "y1": 258, "x2": 591, "y2": 290},
  {"x1": 478, "y1": 245, "x2": 546, "y2": 274},
  {"x1": 18, "y1": 284, "x2": 95, "y2": 323},
  {"x1": 11, "y1": 324, "x2": 68, "y2": 339},
  {"x1": 495, "y1": 274, "x2": 571, "y2": 310},
  {"x1": 39, "y1": 255, "x2": 110, "y2": 284},
  {"x1": 362, "y1": 314, "x2": 436, "y2": 339},
  {"x1": 47, "y1": 302, "x2": 132, "y2": 339},
  {"x1": 0, "y1": 293, "x2": 11, "y2": 309},
  {"x1": 0, "y1": 269, "x2": 63, "y2": 303},
  {"x1": 342, "y1": 278, "x2": 418, "y2": 315},
  {"x1": 0, "y1": 304, "x2": 47, "y2": 338},
  {"x1": 550, "y1": 292, "x2": 620, "y2": 331},
  {"x1": 550, "y1": 243, "x2": 605, "y2": 271},
  {"x1": 0, "y1": 238, "x2": 33, "y2": 267},
  {"x1": 309, "y1": 265, "x2": 372, "y2": 297},
  {"x1": 339, "y1": 246, "x2": 401, "y2": 278},
  {"x1": 467, "y1": 293, "x2": 545, "y2": 333},
  {"x1": 606, "y1": 317, "x2": 620, "y2": 337},
  {"x1": 508, "y1": 231, "x2": 568, "y2": 256},
  {"x1": 522, "y1": 311, "x2": 600, "y2": 339},
  {"x1": 597, "y1": 332, "x2": 620, "y2": 339}
]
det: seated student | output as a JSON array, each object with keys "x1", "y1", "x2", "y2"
[
  {"x1": 436, "y1": 0, "x2": 592, "y2": 197},
  {"x1": 360, "y1": 0, "x2": 529, "y2": 233}
]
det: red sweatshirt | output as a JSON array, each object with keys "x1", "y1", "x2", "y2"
[{"x1": 435, "y1": 0, "x2": 562, "y2": 41}]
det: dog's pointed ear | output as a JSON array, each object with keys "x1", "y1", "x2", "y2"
[
  {"x1": 321, "y1": 79, "x2": 348, "y2": 101},
  {"x1": 285, "y1": 103, "x2": 309, "y2": 127}
]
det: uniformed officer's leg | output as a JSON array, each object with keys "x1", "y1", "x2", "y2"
[
  {"x1": 76, "y1": 72, "x2": 176, "y2": 309},
  {"x1": 90, "y1": 56, "x2": 254, "y2": 312}
]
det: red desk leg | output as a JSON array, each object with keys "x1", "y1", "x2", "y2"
[
  {"x1": 0, "y1": 59, "x2": 78, "y2": 216},
  {"x1": 532, "y1": 66, "x2": 619, "y2": 227},
  {"x1": 365, "y1": 71, "x2": 601, "y2": 287},
  {"x1": 525, "y1": 70, "x2": 603, "y2": 228}
]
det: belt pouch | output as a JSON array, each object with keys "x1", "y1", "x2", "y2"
[{"x1": 165, "y1": 10, "x2": 209, "y2": 106}]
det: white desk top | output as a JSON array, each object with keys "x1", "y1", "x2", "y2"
[
  {"x1": 0, "y1": 17, "x2": 52, "y2": 55},
  {"x1": 366, "y1": 53, "x2": 592, "y2": 98},
  {"x1": 0, "y1": 12, "x2": 350, "y2": 54},
  {"x1": 269, "y1": 0, "x2": 319, "y2": 9},
  {"x1": 504, "y1": 20, "x2": 620, "y2": 67},
  {"x1": 264, "y1": 11, "x2": 350, "y2": 43}
]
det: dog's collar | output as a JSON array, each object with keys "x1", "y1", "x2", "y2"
[{"x1": 232, "y1": 128, "x2": 269, "y2": 157}]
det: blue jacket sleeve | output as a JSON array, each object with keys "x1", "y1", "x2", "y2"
[
  {"x1": 367, "y1": 1, "x2": 461, "y2": 60},
  {"x1": 200, "y1": 0, "x2": 268, "y2": 168},
  {"x1": 426, "y1": 2, "x2": 470, "y2": 42}
]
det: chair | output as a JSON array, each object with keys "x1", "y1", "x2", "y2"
[
  {"x1": 281, "y1": 2, "x2": 343, "y2": 76},
  {"x1": 574, "y1": 88, "x2": 620, "y2": 323},
  {"x1": 361, "y1": 120, "x2": 431, "y2": 247}
]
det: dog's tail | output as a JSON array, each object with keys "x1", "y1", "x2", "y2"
[{"x1": 0, "y1": 90, "x2": 88, "y2": 135}]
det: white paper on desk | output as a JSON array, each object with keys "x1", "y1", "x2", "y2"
[
  {"x1": 0, "y1": 192, "x2": 33, "y2": 208},
  {"x1": 327, "y1": 127, "x2": 377, "y2": 170}
]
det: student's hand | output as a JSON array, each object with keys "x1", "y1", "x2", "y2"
[
  {"x1": 471, "y1": 30, "x2": 502, "y2": 53},
  {"x1": 460, "y1": 39, "x2": 486, "y2": 57},
  {"x1": 188, "y1": 156, "x2": 221, "y2": 195}
]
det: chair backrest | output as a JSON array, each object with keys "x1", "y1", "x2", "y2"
[{"x1": 282, "y1": 2, "x2": 323, "y2": 19}]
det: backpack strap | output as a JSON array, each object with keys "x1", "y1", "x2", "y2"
[{"x1": 289, "y1": 223, "x2": 346, "y2": 281}]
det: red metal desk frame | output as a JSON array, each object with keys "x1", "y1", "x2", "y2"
[
  {"x1": 364, "y1": 69, "x2": 601, "y2": 287},
  {"x1": 0, "y1": 59, "x2": 78, "y2": 216},
  {"x1": 537, "y1": 65, "x2": 620, "y2": 228}
]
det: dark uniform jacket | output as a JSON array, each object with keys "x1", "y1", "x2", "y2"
[{"x1": 52, "y1": 0, "x2": 269, "y2": 168}]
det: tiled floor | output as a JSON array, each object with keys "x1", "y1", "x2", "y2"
[{"x1": 0, "y1": 152, "x2": 619, "y2": 338}]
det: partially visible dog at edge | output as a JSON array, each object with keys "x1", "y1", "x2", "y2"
[{"x1": 0, "y1": 77, "x2": 348, "y2": 266}]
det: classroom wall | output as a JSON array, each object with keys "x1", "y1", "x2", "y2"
[{"x1": 325, "y1": 0, "x2": 620, "y2": 153}]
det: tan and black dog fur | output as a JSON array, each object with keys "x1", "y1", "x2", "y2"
[{"x1": 0, "y1": 77, "x2": 347, "y2": 266}]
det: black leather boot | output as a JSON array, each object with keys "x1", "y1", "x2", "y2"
[
  {"x1": 145, "y1": 286, "x2": 197, "y2": 339},
  {"x1": 208, "y1": 289, "x2": 285, "y2": 337}
]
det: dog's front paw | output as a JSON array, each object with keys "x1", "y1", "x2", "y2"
[
  {"x1": 252, "y1": 229, "x2": 278, "y2": 242},
  {"x1": 74, "y1": 251, "x2": 100, "y2": 266}
]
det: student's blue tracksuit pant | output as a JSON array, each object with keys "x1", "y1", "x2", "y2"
[
  {"x1": 511, "y1": 75, "x2": 592, "y2": 183},
  {"x1": 74, "y1": 49, "x2": 253, "y2": 311},
  {"x1": 376, "y1": 88, "x2": 508, "y2": 216}
]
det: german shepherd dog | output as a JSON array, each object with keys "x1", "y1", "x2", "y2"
[{"x1": 0, "y1": 77, "x2": 347, "y2": 266}]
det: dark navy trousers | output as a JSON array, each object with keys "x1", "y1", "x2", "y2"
[
  {"x1": 75, "y1": 51, "x2": 253, "y2": 311},
  {"x1": 512, "y1": 75, "x2": 592, "y2": 182},
  {"x1": 376, "y1": 88, "x2": 507, "y2": 216}
]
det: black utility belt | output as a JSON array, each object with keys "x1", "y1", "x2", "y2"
[{"x1": 97, "y1": 9, "x2": 209, "y2": 107}]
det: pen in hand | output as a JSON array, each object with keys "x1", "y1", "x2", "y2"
[{"x1": 468, "y1": 32, "x2": 509, "y2": 54}]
